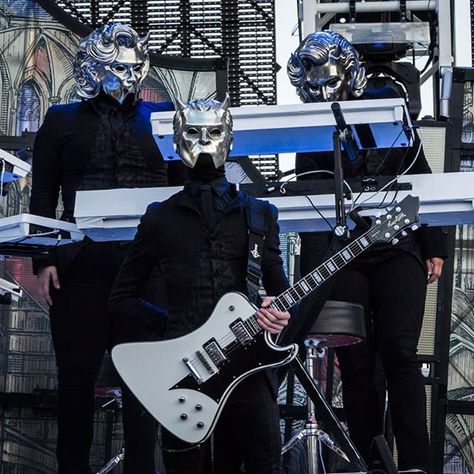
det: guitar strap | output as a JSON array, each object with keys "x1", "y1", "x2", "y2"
[{"x1": 245, "y1": 196, "x2": 270, "y2": 306}]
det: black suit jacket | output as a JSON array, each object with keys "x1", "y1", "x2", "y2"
[{"x1": 29, "y1": 97, "x2": 173, "y2": 275}]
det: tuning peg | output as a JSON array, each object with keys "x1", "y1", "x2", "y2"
[
  {"x1": 411, "y1": 224, "x2": 419, "y2": 231},
  {"x1": 394, "y1": 225, "x2": 400, "y2": 231},
  {"x1": 395, "y1": 206, "x2": 401, "y2": 212},
  {"x1": 384, "y1": 232, "x2": 391, "y2": 238},
  {"x1": 375, "y1": 219, "x2": 381, "y2": 225},
  {"x1": 392, "y1": 238, "x2": 399, "y2": 245},
  {"x1": 386, "y1": 214, "x2": 392, "y2": 220},
  {"x1": 401, "y1": 231, "x2": 407, "y2": 237}
]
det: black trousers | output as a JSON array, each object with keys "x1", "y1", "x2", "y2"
[
  {"x1": 322, "y1": 248, "x2": 430, "y2": 471},
  {"x1": 49, "y1": 241, "x2": 158, "y2": 474},
  {"x1": 162, "y1": 374, "x2": 282, "y2": 474}
]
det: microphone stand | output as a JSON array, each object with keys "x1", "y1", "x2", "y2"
[
  {"x1": 330, "y1": 102, "x2": 359, "y2": 241},
  {"x1": 281, "y1": 102, "x2": 367, "y2": 472}
]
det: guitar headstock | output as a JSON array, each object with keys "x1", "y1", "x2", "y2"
[{"x1": 367, "y1": 195, "x2": 420, "y2": 245}]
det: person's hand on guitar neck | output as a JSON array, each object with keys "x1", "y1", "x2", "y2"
[{"x1": 257, "y1": 297, "x2": 291, "y2": 334}]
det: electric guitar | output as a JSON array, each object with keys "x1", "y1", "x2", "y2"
[{"x1": 112, "y1": 195, "x2": 420, "y2": 444}]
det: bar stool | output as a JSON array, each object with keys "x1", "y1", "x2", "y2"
[{"x1": 282, "y1": 300, "x2": 366, "y2": 474}]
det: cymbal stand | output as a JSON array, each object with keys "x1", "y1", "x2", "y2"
[
  {"x1": 96, "y1": 389, "x2": 125, "y2": 474},
  {"x1": 96, "y1": 448, "x2": 125, "y2": 474},
  {"x1": 282, "y1": 354, "x2": 367, "y2": 472},
  {"x1": 282, "y1": 339, "x2": 352, "y2": 473}
]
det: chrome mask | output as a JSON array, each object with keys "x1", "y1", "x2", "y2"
[
  {"x1": 74, "y1": 23, "x2": 150, "y2": 104},
  {"x1": 288, "y1": 31, "x2": 367, "y2": 103},
  {"x1": 173, "y1": 97, "x2": 233, "y2": 169},
  {"x1": 102, "y1": 46, "x2": 147, "y2": 104}
]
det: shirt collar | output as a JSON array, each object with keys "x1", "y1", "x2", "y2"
[
  {"x1": 87, "y1": 92, "x2": 139, "y2": 117},
  {"x1": 185, "y1": 175, "x2": 231, "y2": 198}
]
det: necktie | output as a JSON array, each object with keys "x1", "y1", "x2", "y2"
[{"x1": 200, "y1": 185, "x2": 216, "y2": 229}]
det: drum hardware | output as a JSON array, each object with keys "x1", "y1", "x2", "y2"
[{"x1": 282, "y1": 301, "x2": 367, "y2": 473}]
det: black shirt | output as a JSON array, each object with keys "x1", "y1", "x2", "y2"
[{"x1": 30, "y1": 94, "x2": 172, "y2": 222}]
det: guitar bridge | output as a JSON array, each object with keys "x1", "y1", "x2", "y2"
[{"x1": 182, "y1": 357, "x2": 203, "y2": 384}]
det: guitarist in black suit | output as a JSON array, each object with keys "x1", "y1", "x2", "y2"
[
  {"x1": 30, "y1": 23, "x2": 172, "y2": 474},
  {"x1": 109, "y1": 97, "x2": 291, "y2": 473}
]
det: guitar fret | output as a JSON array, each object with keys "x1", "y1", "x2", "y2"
[
  {"x1": 319, "y1": 266, "x2": 330, "y2": 279},
  {"x1": 283, "y1": 292, "x2": 295, "y2": 305},
  {"x1": 333, "y1": 253, "x2": 345, "y2": 269},
  {"x1": 349, "y1": 241, "x2": 363, "y2": 255},
  {"x1": 311, "y1": 270, "x2": 323, "y2": 284},
  {"x1": 305, "y1": 273, "x2": 317, "y2": 286},
  {"x1": 300, "y1": 279, "x2": 311, "y2": 293},
  {"x1": 325, "y1": 259, "x2": 337, "y2": 274},
  {"x1": 273, "y1": 299, "x2": 286, "y2": 312},
  {"x1": 289, "y1": 288, "x2": 299, "y2": 300},
  {"x1": 341, "y1": 248, "x2": 353, "y2": 261},
  {"x1": 293, "y1": 284, "x2": 305, "y2": 298}
]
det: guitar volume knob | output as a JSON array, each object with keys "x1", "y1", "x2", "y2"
[
  {"x1": 180, "y1": 413, "x2": 188, "y2": 420},
  {"x1": 196, "y1": 421, "x2": 205, "y2": 428},
  {"x1": 195, "y1": 404, "x2": 203, "y2": 411},
  {"x1": 178, "y1": 396, "x2": 186, "y2": 403}
]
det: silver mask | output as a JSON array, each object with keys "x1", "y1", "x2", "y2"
[
  {"x1": 288, "y1": 31, "x2": 367, "y2": 103},
  {"x1": 74, "y1": 23, "x2": 150, "y2": 104},
  {"x1": 173, "y1": 96, "x2": 233, "y2": 169}
]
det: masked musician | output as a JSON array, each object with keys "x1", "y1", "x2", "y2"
[
  {"x1": 109, "y1": 97, "x2": 290, "y2": 473},
  {"x1": 30, "y1": 23, "x2": 171, "y2": 474},
  {"x1": 287, "y1": 30, "x2": 447, "y2": 473}
]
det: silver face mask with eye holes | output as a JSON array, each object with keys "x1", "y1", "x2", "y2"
[
  {"x1": 287, "y1": 31, "x2": 367, "y2": 104},
  {"x1": 74, "y1": 23, "x2": 150, "y2": 103},
  {"x1": 173, "y1": 96, "x2": 233, "y2": 169},
  {"x1": 101, "y1": 45, "x2": 147, "y2": 104},
  {"x1": 300, "y1": 57, "x2": 349, "y2": 102}
]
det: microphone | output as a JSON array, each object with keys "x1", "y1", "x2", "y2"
[{"x1": 331, "y1": 102, "x2": 358, "y2": 163}]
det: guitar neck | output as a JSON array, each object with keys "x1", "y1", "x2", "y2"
[
  {"x1": 272, "y1": 232, "x2": 373, "y2": 313},
  {"x1": 245, "y1": 228, "x2": 376, "y2": 335}
]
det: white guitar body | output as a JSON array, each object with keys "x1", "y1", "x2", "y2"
[{"x1": 112, "y1": 291, "x2": 299, "y2": 444}]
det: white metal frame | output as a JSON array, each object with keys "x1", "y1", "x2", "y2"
[{"x1": 299, "y1": 0, "x2": 455, "y2": 116}]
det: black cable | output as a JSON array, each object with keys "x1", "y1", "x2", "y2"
[
  {"x1": 303, "y1": 194, "x2": 334, "y2": 231},
  {"x1": 351, "y1": 126, "x2": 407, "y2": 207}
]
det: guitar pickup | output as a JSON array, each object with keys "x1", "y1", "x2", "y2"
[
  {"x1": 230, "y1": 319, "x2": 253, "y2": 346},
  {"x1": 203, "y1": 339, "x2": 227, "y2": 367},
  {"x1": 195, "y1": 350, "x2": 216, "y2": 374}
]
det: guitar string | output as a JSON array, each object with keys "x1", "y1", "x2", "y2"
[
  {"x1": 186, "y1": 225, "x2": 380, "y2": 367},
  {"x1": 186, "y1": 219, "x2": 388, "y2": 366},
  {"x1": 187, "y1": 207, "x2": 415, "y2": 368}
]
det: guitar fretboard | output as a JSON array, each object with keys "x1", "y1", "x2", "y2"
[{"x1": 244, "y1": 227, "x2": 377, "y2": 336}]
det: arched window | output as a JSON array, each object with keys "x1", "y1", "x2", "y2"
[{"x1": 16, "y1": 81, "x2": 41, "y2": 134}]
